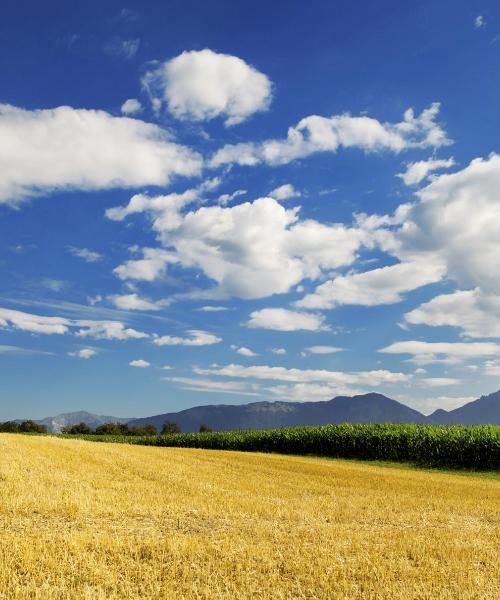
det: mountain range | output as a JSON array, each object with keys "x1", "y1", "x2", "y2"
[{"x1": 15, "y1": 390, "x2": 500, "y2": 432}]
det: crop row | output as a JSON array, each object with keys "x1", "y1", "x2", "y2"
[{"x1": 64, "y1": 422, "x2": 500, "y2": 470}]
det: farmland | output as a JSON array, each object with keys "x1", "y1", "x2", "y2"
[
  {"x1": 65, "y1": 422, "x2": 500, "y2": 470},
  {"x1": 1, "y1": 434, "x2": 499, "y2": 599}
]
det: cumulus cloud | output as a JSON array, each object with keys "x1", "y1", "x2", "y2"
[
  {"x1": 153, "y1": 330, "x2": 221, "y2": 346},
  {"x1": 110, "y1": 195, "x2": 367, "y2": 299},
  {"x1": 0, "y1": 104, "x2": 202, "y2": 205},
  {"x1": 108, "y1": 293, "x2": 166, "y2": 311},
  {"x1": 68, "y1": 348, "x2": 97, "y2": 359},
  {"x1": 379, "y1": 340, "x2": 500, "y2": 364},
  {"x1": 129, "y1": 359, "x2": 150, "y2": 368},
  {"x1": 396, "y1": 154, "x2": 500, "y2": 295},
  {"x1": 67, "y1": 246, "x2": 102, "y2": 263},
  {"x1": 397, "y1": 157, "x2": 455, "y2": 186},
  {"x1": 75, "y1": 321, "x2": 149, "y2": 340},
  {"x1": 405, "y1": 288, "x2": 500, "y2": 338},
  {"x1": 268, "y1": 183, "x2": 301, "y2": 201},
  {"x1": 120, "y1": 98, "x2": 142, "y2": 115},
  {"x1": 113, "y1": 248, "x2": 178, "y2": 282},
  {"x1": 247, "y1": 308, "x2": 328, "y2": 331},
  {"x1": 210, "y1": 103, "x2": 450, "y2": 168},
  {"x1": 297, "y1": 261, "x2": 445, "y2": 309},
  {"x1": 271, "y1": 348, "x2": 287, "y2": 355},
  {"x1": 194, "y1": 363, "x2": 410, "y2": 386},
  {"x1": 231, "y1": 345, "x2": 259, "y2": 357},
  {"x1": 143, "y1": 49, "x2": 272, "y2": 126}
]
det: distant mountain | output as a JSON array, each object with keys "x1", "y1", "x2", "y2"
[
  {"x1": 128, "y1": 393, "x2": 427, "y2": 432},
  {"x1": 12, "y1": 389, "x2": 500, "y2": 433},
  {"x1": 35, "y1": 411, "x2": 131, "y2": 433},
  {"x1": 428, "y1": 390, "x2": 500, "y2": 425}
]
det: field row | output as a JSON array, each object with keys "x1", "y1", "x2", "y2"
[{"x1": 64, "y1": 422, "x2": 500, "y2": 470}]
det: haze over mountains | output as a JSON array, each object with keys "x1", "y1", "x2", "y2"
[{"x1": 18, "y1": 390, "x2": 500, "y2": 432}]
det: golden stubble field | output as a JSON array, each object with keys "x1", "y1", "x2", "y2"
[{"x1": 0, "y1": 434, "x2": 499, "y2": 599}]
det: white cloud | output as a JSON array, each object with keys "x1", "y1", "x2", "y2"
[
  {"x1": 401, "y1": 394, "x2": 475, "y2": 415},
  {"x1": 297, "y1": 261, "x2": 444, "y2": 309},
  {"x1": 196, "y1": 305, "x2": 229, "y2": 312},
  {"x1": 0, "y1": 306, "x2": 149, "y2": 340},
  {"x1": 474, "y1": 15, "x2": 485, "y2": 29},
  {"x1": 68, "y1": 348, "x2": 97, "y2": 359},
  {"x1": 232, "y1": 345, "x2": 259, "y2": 357},
  {"x1": 419, "y1": 377, "x2": 462, "y2": 387},
  {"x1": 153, "y1": 330, "x2": 221, "y2": 347},
  {"x1": 396, "y1": 154, "x2": 500, "y2": 296},
  {"x1": 268, "y1": 183, "x2": 301, "y2": 201},
  {"x1": 113, "y1": 248, "x2": 178, "y2": 282},
  {"x1": 216, "y1": 189, "x2": 246, "y2": 205},
  {"x1": 108, "y1": 293, "x2": 165, "y2": 311},
  {"x1": 110, "y1": 195, "x2": 367, "y2": 299},
  {"x1": 0, "y1": 104, "x2": 202, "y2": 205},
  {"x1": 120, "y1": 98, "x2": 142, "y2": 115},
  {"x1": 165, "y1": 376, "x2": 260, "y2": 396},
  {"x1": 143, "y1": 49, "x2": 272, "y2": 126},
  {"x1": 247, "y1": 308, "x2": 328, "y2": 332},
  {"x1": 0, "y1": 344, "x2": 54, "y2": 356},
  {"x1": 105, "y1": 37, "x2": 140, "y2": 59},
  {"x1": 306, "y1": 345, "x2": 343, "y2": 354},
  {"x1": 210, "y1": 103, "x2": 450, "y2": 168},
  {"x1": 105, "y1": 178, "x2": 220, "y2": 224},
  {"x1": 405, "y1": 288, "x2": 500, "y2": 338},
  {"x1": 379, "y1": 340, "x2": 500, "y2": 364},
  {"x1": 484, "y1": 360, "x2": 500, "y2": 377},
  {"x1": 397, "y1": 157, "x2": 455, "y2": 185},
  {"x1": 266, "y1": 383, "x2": 364, "y2": 402},
  {"x1": 194, "y1": 363, "x2": 410, "y2": 386},
  {"x1": 271, "y1": 348, "x2": 287, "y2": 355},
  {"x1": 67, "y1": 246, "x2": 102, "y2": 263},
  {"x1": 0, "y1": 307, "x2": 70, "y2": 335},
  {"x1": 129, "y1": 359, "x2": 150, "y2": 368},
  {"x1": 75, "y1": 321, "x2": 149, "y2": 340}
]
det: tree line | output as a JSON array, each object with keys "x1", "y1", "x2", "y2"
[
  {"x1": 0, "y1": 419, "x2": 213, "y2": 435},
  {"x1": 0, "y1": 420, "x2": 48, "y2": 433},
  {"x1": 62, "y1": 420, "x2": 213, "y2": 435}
]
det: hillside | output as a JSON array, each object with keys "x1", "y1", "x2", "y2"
[
  {"x1": 429, "y1": 390, "x2": 500, "y2": 425},
  {"x1": 36, "y1": 411, "x2": 130, "y2": 433},
  {"x1": 128, "y1": 393, "x2": 427, "y2": 432},
  {"x1": 14, "y1": 389, "x2": 500, "y2": 432}
]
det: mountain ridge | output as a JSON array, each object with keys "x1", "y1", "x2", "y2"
[{"x1": 12, "y1": 390, "x2": 500, "y2": 432}]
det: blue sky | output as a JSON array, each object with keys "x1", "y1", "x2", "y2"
[{"x1": 2, "y1": 0, "x2": 500, "y2": 420}]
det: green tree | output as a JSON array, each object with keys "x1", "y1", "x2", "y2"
[
  {"x1": 161, "y1": 420, "x2": 181, "y2": 434},
  {"x1": 199, "y1": 423, "x2": 212, "y2": 433},
  {"x1": 61, "y1": 422, "x2": 93, "y2": 435},
  {"x1": 0, "y1": 421, "x2": 20, "y2": 433},
  {"x1": 18, "y1": 420, "x2": 47, "y2": 433}
]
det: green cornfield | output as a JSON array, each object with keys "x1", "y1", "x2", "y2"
[{"x1": 63, "y1": 423, "x2": 500, "y2": 470}]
